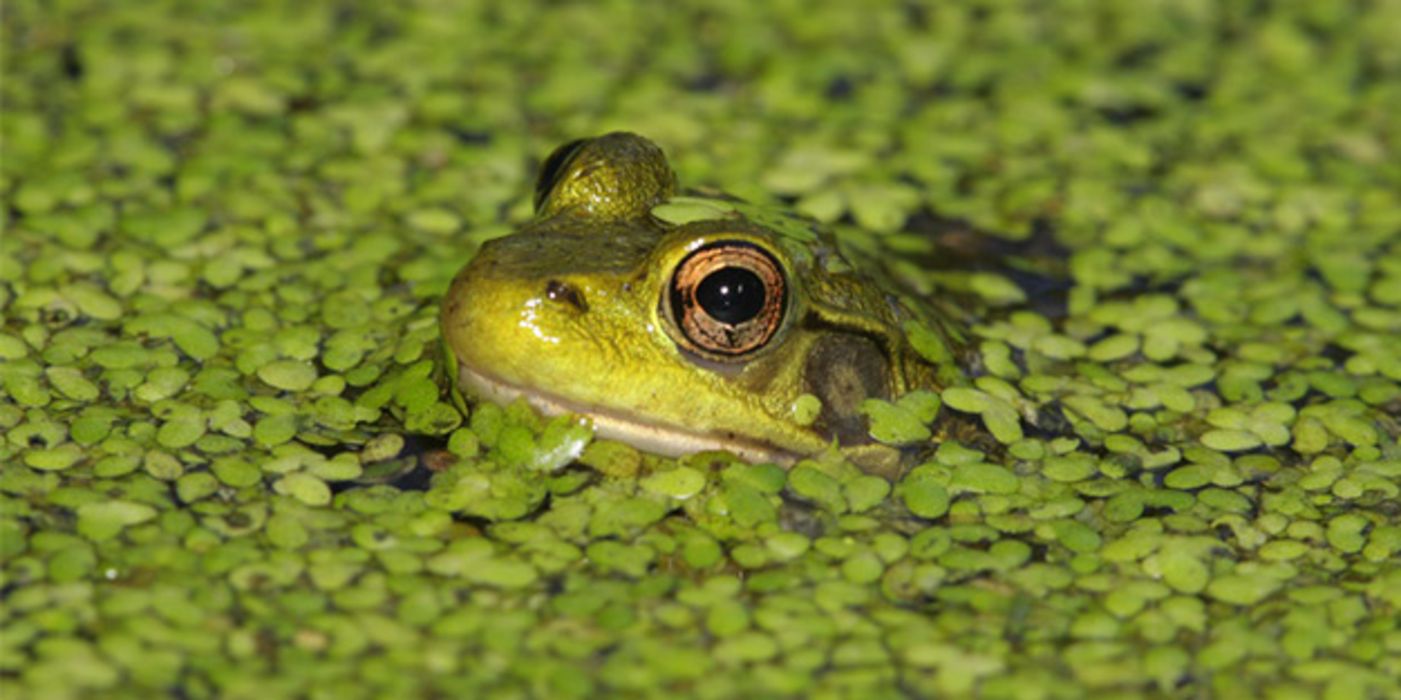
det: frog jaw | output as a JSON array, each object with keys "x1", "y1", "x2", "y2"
[{"x1": 454, "y1": 360, "x2": 800, "y2": 466}]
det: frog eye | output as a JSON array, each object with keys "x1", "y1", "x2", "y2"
[
  {"x1": 667, "y1": 241, "x2": 787, "y2": 358},
  {"x1": 532, "y1": 133, "x2": 678, "y2": 219},
  {"x1": 533, "y1": 138, "x2": 588, "y2": 213}
]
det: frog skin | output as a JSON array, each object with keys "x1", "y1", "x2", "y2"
[{"x1": 440, "y1": 132, "x2": 966, "y2": 476}]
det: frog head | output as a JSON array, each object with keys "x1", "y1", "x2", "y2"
[{"x1": 441, "y1": 133, "x2": 961, "y2": 474}]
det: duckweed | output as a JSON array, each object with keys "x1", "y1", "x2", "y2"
[{"x1": 4, "y1": 0, "x2": 1399, "y2": 697}]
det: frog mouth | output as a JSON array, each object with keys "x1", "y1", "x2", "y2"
[{"x1": 455, "y1": 362, "x2": 799, "y2": 466}]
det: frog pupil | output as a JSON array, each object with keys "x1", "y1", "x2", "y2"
[{"x1": 697, "y1": 267, "x2": 765, "y2": 324}]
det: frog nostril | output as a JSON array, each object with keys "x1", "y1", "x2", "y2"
[{"x1": 544, "y1": 279, "x2": 588, "y2": 312}]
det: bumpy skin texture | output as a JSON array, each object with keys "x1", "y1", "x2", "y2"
[{"x1": 441, "y1": 132, "x2": 963, "y2": 475}]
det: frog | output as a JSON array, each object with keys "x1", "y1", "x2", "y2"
[{"x1": 440, "y1": 132, "x2": 970, "y2": 477}]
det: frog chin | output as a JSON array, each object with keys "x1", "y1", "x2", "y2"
[{"x1": 455, "y1": 361, "x2": 799, "y2": 467}]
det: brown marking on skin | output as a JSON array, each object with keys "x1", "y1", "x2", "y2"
[{"x1": 803, "y1": 334, "x2": 891, "y2": 445}]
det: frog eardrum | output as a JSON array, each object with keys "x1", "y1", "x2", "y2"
[{"x1": 665, "y1": 240, "x2": 787, "y2": 360}]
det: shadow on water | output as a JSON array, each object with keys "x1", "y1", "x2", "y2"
[
  {"x1": 322, "y1": 432, "x2": 448, "y2": 495},
  {"x1": 901, "y1": 209, "x2": 1074, "y2": 321}
]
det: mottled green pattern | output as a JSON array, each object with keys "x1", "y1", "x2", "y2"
[{"x1": 3, "y1": 1, "x2": 1400, "y2": 698}]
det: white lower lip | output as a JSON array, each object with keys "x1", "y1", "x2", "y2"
[{"x1": 455, "y1": 362, "x2": 797, "y2": 466}]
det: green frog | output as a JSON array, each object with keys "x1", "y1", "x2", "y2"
[{"x1": 441, "y1": 132, "x2": 968, "y2": 476}]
